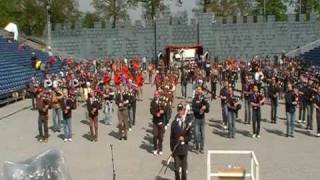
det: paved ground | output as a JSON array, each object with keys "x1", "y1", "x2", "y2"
[{"x1": 0, "y1": 83, "x2": 319, "y2": 180}]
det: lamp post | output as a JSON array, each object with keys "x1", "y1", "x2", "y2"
[
  {"x1": 154, "y1": 19, "x2": 157, "y2": 64},
  {"x1": 47, "y1": 0, "x2": 52, "y2": 48},
  {"x1": 263, "y1": 0, "x2": 266, "y2": 16},
  {"x1": 197, "y1": 16, "x2": 200, "y2": 44},
  {"x1": 300, "y1": 0, "x2": 302, "y2": 14}
]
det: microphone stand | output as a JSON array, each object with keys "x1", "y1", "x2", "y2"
[{"x1": 110, "y1": 144, "x2": 116, "y2": 180}]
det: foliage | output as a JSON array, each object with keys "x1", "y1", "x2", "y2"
[
  {"x1": 92, "y1": 0, "x2": 130, "y2": 28},
  {"x1": 0, "y1": 0, "x2": 79, "y2": 36},
  {"x1": 81, "y1": 12, "x2": 101, "y2": 28},
  {"x1": 251, "y1": 0, "x2": 288, "y2": 20},
  {"x1": 289, "y1": 0, "x2": 320, "y2": 16}
]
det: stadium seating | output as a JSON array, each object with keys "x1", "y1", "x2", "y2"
[
  {"x1": 300, "y1": 46, "x2": 320, "y2": 66},
  {"x1": 0, "y1": 36, "x2": 62, "y2": 105}
]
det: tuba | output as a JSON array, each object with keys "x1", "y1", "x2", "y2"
[
  {"x1": 72, "y1": 79, "x2": 80, "y2": 87},
  {"x1": 44, "y1": 79, "x2": 53, "y2": 89}
]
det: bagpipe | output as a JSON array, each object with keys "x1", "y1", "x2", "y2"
[
  {"x1": 229, "y1": 96, "x2": 242, "y2": 112},
  {"x1": 254, "y1": 92, "x2": 265, "y2": 106}
]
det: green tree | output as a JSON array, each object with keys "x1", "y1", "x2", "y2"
[
  {"x1": 134, "y1": 0, "x2": 167, "y2": 21},
  {"x1": 194, "y1": 0, "x2": 252, "y2": 16},
  {"x1": 289, "y1": 0, "x2": 320, "y2": 15},
  {"x1": 0, "y1": 0, "x2": 80, "y2": 36},
  {"x1": 251, "y1": 0, "x2": 288, "y2": 20},
  {"x1": 0, "y1": 0, "x2": 21, "y2": 28},
  {"x1": 81, "y1": 12, "x2": 101, "y2": 28},
  {"x1": 50, "y1": 0, "x2": 80, "y2": 25},
  {"x1": 92, "y1": 0, "x2": 129, "y2": 28}
]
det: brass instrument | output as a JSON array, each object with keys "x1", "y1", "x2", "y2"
[{"x1": 158, "y1": 94, "x2": 169, "y2": 110}]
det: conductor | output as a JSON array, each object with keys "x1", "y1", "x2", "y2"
[{"x1": 170, "y1": 103, "x2": 189, "y2": 180}]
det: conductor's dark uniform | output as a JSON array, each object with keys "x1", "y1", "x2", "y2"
[{"x1": 170, "y1": 112, "x2": 188, "y2": 180}]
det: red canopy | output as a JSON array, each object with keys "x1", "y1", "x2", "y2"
[{"x1": 165, "y1": 44, "x2": 203, "y2": 50}]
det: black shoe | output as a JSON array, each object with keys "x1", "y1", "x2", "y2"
[
  {"x1": 124, "y1": 137, "x2": 127, "y2": 140},
  {"x1": 199, "y1": 149, "x2": 204, "y2": 154},
  {"x1": 119, "y1": 137, "x2": 122, "y2": 141}
]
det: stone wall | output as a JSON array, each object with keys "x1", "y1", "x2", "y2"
[{"x1": 52, "y1": 13, "x2": 320, "y2": 60}]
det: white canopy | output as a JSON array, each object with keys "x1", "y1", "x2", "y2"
[{"x1": 4, "y1": 23, "x2": 19, "y2": 40}]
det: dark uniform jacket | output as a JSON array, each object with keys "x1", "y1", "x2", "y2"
[
  {"x1": 268, "y1": 83, "x2": 279, "y2": 101},
  {"x1": 37, "y1": 97, "x2": 49, "y2": 118},
  {"x1": 61, "y1": 97, "x2": 73, "y2": 119},
  {"x1": 115, "y1": 92, "x2": 129, "y2": 111},
  {"x1": 170, "y1": 116, "x2": 188, "y2": 156},
  {"x1": 192, "y1": 95, "x2": 209, "y2": 119},
  {"x1": 285, "y1": 90, "x2": 297, "y2": 113},
  {"x1": 150, "y1": 97, "x2": 164, "y2": 124},
  {"x1": 87, "y1": 97, "x2": 99, "y2": 118}
]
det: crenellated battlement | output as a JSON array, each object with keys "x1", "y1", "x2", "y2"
[
  {"x1": 53, "y1": 13, "x2": 318, "y2": 31},
  {"x1": 51, "y1": 12, "x2": 320, "y2": 59}
]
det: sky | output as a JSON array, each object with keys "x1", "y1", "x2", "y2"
[{"x1": 77, "y1": 0, "x2": 197, "y2": 21}]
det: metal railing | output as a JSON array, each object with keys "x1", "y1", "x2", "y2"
[
  {"x1": 286, "y1": 39, "x2": 320, "y2": 57},
  {"x1": 207, "y1": 150, "x2": 259, "y2": 180}
]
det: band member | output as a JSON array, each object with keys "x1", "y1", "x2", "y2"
[
  {"x1": 103, "y1": 88, "x2": 114, "y2": 125},
  {"x1": 254, "y1": 68, "x2": 264, "y2": 91},
  {"x1": 210, "y1": 66, "x2": 219, "y2": 99},
  {"x1": 192, "y1": 86, "x2": 209, "y2": 153},
  {"x1": 51, "y1": 87, "x2": 63, "y2": 132},
  {"x1": 306, "y1": 81, "x2": 315, "y2": 130},
  {"x1": 181, "y1": 69, "x2": 188, "y2": 99},
  {"x1": 298, "y1": 79, "x2": 307, "y2": 123},
  {"x1": 243, "y1": 75, "x2": 252, "y2": 124},
  {"x1": 79, "y1": 72, "x2": 88, "y2": 102},
  {"x1": 268, "y1": 77, "x2": 280, "y2": 123},
  {"x1": 170, "y1": 103, "x2": 189, "y2": 180},
  {"x1": 150, "y1": 91, "x2": 165, "y2": 155},
  {"x1": 127, "y1": 82, "x2": 137, "y2": 128},
  {"x1": 220, "y1": 81, "x2": 229, "y2": 129},
  {"x1": 315, "y1": 85, "x2": 320, "y2": 137},
  {"x1": 285, "y1": 83, "x2": 298, "y2": 137},
  {"x1": 115, "y1": 86, "x2": 129, "y2": 140},
  {"x1": 227, "y1": 87, "x2": 240, "y2": 138},
  {"x1": 250, "y1": 85, "x2": 265, "y2": 138},
  {"x1": 148, "y1": 63, "x2": 154, "y2": 84},
  {"x1": 87, "y1": 91, "x2": 100, "y2": 142},
  {"x1": 28, "y1": 76, "x2": 37, "y2": 110},
  {"x1": 61, "y1": 89, "x2": 73, "y2": 142},
  {"x1": 36, "y1": 88, "x2": 49, "y2": 143},
  {"x1": 135, "y1": 71, "x2": 144, "y2": 100},
  {"x1": 154, "y1": 71, "x2": 162, "y2": 89}
]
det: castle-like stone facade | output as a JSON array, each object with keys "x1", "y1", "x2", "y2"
[{"x1": 52, "y1": 13, "x2": 320, "y2": 60}]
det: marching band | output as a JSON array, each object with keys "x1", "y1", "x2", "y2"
[{"x1": 28, "y1": 53, "x2": 320, "y2": 180}]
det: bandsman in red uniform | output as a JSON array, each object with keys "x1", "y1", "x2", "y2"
[{"x1": 135, "y1": 71, "x2": 144, "y2": 100}]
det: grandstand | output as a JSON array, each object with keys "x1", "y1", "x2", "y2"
[
  {"x1": 0, "y1": 36, "x2": 62, "y2": 105},
  {"x1": 301, "y1": 46, "x2": 320, "y2": 66}
]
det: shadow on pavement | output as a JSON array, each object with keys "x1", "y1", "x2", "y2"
[
  {"x1": 82, "y1": 133, "x2": 92, "y2": 141},
  {"x1": 108, "y1": 130, "x2": 119, "y2": 140},
  {"x1": 154, "y1": 176, "x2": 171, "y2": 180},
  {"x1": 236, "y1": 129, "x2": 252, "y2": 137},
  {"x1": 263, "y1": 128, "x2": 286, "y2": 137},
  {"x1": 80, "y1": 120, "x2": 89, "y2": 126},
  {"x1": 295, "y1": 129, "x2": 316, "y2": 137},
  {"x1": 140, "y1": 125, "x2": 154, "y2": 153}
]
